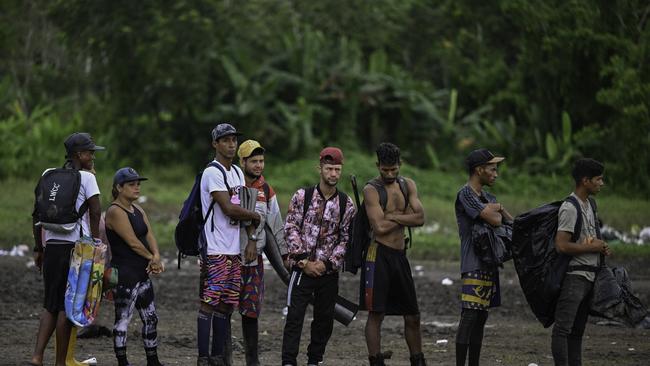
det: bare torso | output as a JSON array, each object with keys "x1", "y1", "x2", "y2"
[{"x1": 373, "y1": 181, "x2": 408, "y2": 250}]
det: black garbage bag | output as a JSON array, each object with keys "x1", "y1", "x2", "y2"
[
  {"x1": 511, "y1": 201, "x2": 570, "y2": 327},
  {"x1": 590, "y1": 266, "x2": 648, "y2": 327},
  {"x1": 511, "y1": 197, "x2": 592, "y2": 328},
  {"x1": 472, "y1": 221, "x2": 512, "y2": 266}
]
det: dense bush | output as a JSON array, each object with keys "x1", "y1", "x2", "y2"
[{"x1": 0, "y1": 0, "x2": 648, "y2": 194}]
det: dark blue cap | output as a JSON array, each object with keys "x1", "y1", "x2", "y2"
[{"x1": 113, "y1": 167, "x2": 148, "y2": 186}]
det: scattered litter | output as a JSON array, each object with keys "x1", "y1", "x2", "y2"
[
  {"x1": 639, "y1": 227, "x2": 650, "y2": 243},
  {"x1": 441, "y1": 278, "x2": 453, "y2": 286},
  {"x1": 596, "y1": 320, "x2": 625, "y2": 327},
  {"x1": 418, "y1": 223, "x2": 440, "y2": 234},
  {"x1": 282, "y1": 306, "x2": 288, "y2": 316},
  {"x1": 81, "y1": 357, "x2": 97, "y2": 365},
  {"x1": 137, "y1": 195, "x2": 148, "y2": 204},
  {"x1": 628, "y1": 348, "x2": 635, "y2": 351},
  {"x1": 424, "y1": 321, "x2": 457, "y2": 328},
  {"x1": 0, "y1": 244, "x2": 30, "y2": 257},
  {"x1": 26, "y1": 260, "x2": 35, "y2": 268},
  {"x1": 610, "y1": 342, "x2": 617, "y2": 345},
  {"x1": 436, "y1": 339, "x2": 448, "y2": 345},
  {"x1": 527, "y1": 363, "x2": 539, "y2": 366},
  {"x1": 414, "y1": 265, "x2": 424, "y2": 271},
  {"x1": 601, "y1": 225, "x2": 649, "y2": 245}
]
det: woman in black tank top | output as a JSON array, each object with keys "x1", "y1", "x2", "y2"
[{"x1": 105, "y1": 167, "x2": 165, "y2": 366}]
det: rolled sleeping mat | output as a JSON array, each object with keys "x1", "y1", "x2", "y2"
[{"x1": 264, "y1": 224, "x2": 359, "y2": 326}]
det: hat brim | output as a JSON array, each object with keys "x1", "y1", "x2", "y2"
[
  {"x1": 487, "y1": 156, "x2": 505, "y2": 164},
  {"x1": 214, "y1": 132, "x2": 243, "y2": 141},
  {"x1": 118, "y1": 177, "x2": 148, "y2": 185}
]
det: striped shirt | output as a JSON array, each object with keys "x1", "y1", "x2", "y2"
[{"x1": 455, "y1": 184, "x2": 497, "y2": 273}]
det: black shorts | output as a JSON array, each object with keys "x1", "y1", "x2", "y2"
[
  {"x1": 43, "y1": 241, "x2": 75, "y2": 313},
  {"x1": 360, "y1": 241, "x2": 419, "y2": 315}
]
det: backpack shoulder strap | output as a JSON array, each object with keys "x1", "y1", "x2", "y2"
[
  {"x1": 338, "y1": 191, "x2": 348, "y2": 226},
  {"x1": 397, "y1": 176, "x2": 410, "y2": 210},
  {"x1": 75, "y1": 170, "x2": 89, "y2": 218},
  {"x1": 367, "y1": 179, "x2": 388, "y2": 210},
  {"x1": 233, "y1": 164, "x2": 245, "y2": 183},
  {"x1": 300, "y1": 186, "x2": 316, "y2": 229},
  {"x1": 208, "y1": 161, "x2": 231, "y2": 193},
  {"x1": 262, "y1": 182, "x2": 271, "y2": 204},
  {"x1": 564, "y1": 196, "x2": 583, "y2": 243}
]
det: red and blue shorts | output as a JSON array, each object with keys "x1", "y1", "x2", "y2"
[{"x1": 239, "y1": 255, "x2": 265, "y2": 318}]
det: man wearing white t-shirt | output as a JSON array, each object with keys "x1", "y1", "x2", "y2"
[
  {"x1": 27, "y1": 132, "x2": 104, "y2": 366},
  {"x1": 197, "y1": 123, "x2": 261, "y2": 366}
]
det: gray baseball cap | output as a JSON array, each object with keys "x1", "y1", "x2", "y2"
[{"x1": 211, "y1": 123, "x2": 242, "y2": 141}]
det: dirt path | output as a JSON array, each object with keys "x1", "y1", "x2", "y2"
[{"x1": 3, "y1": 255, "x2": 649, "y2": 366}]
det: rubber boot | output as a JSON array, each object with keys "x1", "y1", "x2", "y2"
[
  {"x1": 242, "y1": 316, "x2": 260, "y2": 366},
  {"x1": 368, "y1": 354, "x2": 386, "y2": 366},
  {"x1": 54, "y1": 327, "x2": 91, "y2": 366},
  {"x1": 223, "y1": 314, "x2": 232, "y2": 366},
  {"x1": 409, "y1": 352, "x2": 427, "y2": 366}
]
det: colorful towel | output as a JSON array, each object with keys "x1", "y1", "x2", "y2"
[{"x1": 65, "y1": 237, "x2": 107, "y2": 327}]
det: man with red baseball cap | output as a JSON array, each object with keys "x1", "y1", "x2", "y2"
[{"x1": 281, "y1": 147, "x2": 356, "y2": 366}]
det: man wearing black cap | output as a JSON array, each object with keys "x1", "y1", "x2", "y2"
[
  {"x1": 454, "y1": 148, "x2": 513, "y2": 366},
  {"x1": 27, "y1": 132, "x2": 105, "y2": 366},
  {"x1": 196, "y1": 123, "x2": 261, "y2": 366},
  {"x1": 281, "y1": 147, "x2": 356, "y2": 366}
]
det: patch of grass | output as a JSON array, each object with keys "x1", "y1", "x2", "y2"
[{"x1": 2, "y1": 154, "x2": 650, "y2": 261}]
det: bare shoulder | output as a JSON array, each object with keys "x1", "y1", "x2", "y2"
[
  {"x1": 403, "y1": 177, "x2": 418, "y2": 192},
  {"x1": 132, "y1": 203, "x2": 145, "y2": 213}
]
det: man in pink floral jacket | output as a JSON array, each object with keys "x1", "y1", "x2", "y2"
[{"x1": 280, "y1": 147, "x2": 356, "y2": 366}]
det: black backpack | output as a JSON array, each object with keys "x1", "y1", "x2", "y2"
[
  {"x1": 175, "y1": 162, "x2": 241, "y2": 268},
  {"x1": 344, "y1": 177, "x2": 411, "y2": 274},
  {"x1": 511, "y1": 195, "x2": 601, "y2": 327},
  {"x1": 34, "y1": 167, "x2": 87, "y2": 234}
]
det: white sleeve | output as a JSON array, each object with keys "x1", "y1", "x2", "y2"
[
  {"x1": 80, "y1": 171, "x2": 100, "y2": 199},
  {"x1": 205, "y1": 167, "x2": 228, "y2": 193}
]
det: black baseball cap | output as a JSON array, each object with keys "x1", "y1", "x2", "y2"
[
  {"x1": 64, "y1": 132, "x2": 105, "y2": 154},
  {"x1": 466, "y1": 148, "x2": 505, "y2": 171},
  {"x1": 211, "y1": 123, "x2": 242, "y2": 141},
  {"x1": 113, "y1": 167, "x2": 148, "y2": 186}
]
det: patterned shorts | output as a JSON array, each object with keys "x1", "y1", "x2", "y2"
[
  {"x1": 200, "y1": 254, "x2": 242, "y2": 308},
  {"x1": 461, "y1": 270, "x2": 501, "y2": 310},
  {"x1": 239, "y1": 255, "x2": 265, "y2": 318}
]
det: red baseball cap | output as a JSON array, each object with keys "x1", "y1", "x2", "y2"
[{"x1": 319, "y1": 147, "x2": 344, "y2": 165}]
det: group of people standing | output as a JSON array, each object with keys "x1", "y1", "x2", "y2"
[{"x1": 25, "y1": 123, "x2": 611, "y2": 366}]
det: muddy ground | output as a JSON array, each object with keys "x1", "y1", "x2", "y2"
[{"x1": 2, "y1": 254, "x2": 649, "y2": 366}]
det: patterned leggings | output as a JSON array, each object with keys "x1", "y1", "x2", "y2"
[{"x1": 113, "y1": 278, "x2": 159, "y2": 349}]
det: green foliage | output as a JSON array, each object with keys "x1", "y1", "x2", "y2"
[
  {"x1": 0, "y1": 0, "x2": 648, "y2": 194},
  {"x1": 0, "y1": 103, "x2": 82, "y2": 178}
]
